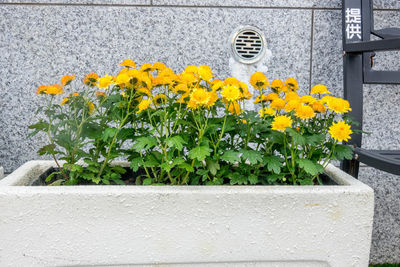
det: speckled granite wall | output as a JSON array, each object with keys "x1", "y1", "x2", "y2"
[{"x1": 0, "y1": 0, "x2": 399, "y2": 264}]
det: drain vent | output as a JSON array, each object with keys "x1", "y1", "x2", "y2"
[{"x1": 230, "y1": 26, "x2": 266, "y2": 64}]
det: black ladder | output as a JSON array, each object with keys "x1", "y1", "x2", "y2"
[{"x1": 341, "y1": 0, "x2": 400, "y2": 177}]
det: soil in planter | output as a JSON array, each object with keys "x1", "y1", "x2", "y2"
[{"x1": 31, "y1": 167, "x2": 337, "y2": 186}]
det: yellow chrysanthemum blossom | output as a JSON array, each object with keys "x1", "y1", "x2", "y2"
[
  {"x1": 181, "y1": 72, "x2": 197, "y2": 84},
  {"x1": 285, "y1": 78, "x2": 299, "y2": 91},
  {"x1": 295, "y1": 104, "x2": 316, "y2": 120},
  {"x1": 270, "y1": 98, "x2": 286, "y2": 110},
  {"x1": 61, "y1": 75, "x2": 75, "y2": 87},
  {"x1": 98, "y1": 75, "x2": 114, "y2": 88},
  {"x1": 254, "y1": 94, "x2": 268, "y2": 104},
  {"x1": 198, "y1": 65, "x2": 213, "y2": 81},
  {"x1": 259, "y1": 107, "x2": 276, "y2": 118},
  {"x1": 326, "y1": 97, "x2": 352, "y2": 114},
  {"x1": 206, "y1": 91, "x2": 218, "y2": 107},
  {"x1": 115, "y1": 73, "x2": 131, "y2": 86},
  {"x1": 153, "y1": 94, "x2": 167, "y2": 106},
  {"x1": 187, "y1": 98, "x2": 198, "y2": 109},
  {"x1": 96, "y1": 91, "x2": 106, "y2": 98},
  {"x1": 271, "y1": 115, "x2": 292, "y2": 132},
  {"x1": 270, "y1": 79, "x2": 284, "y2": 92},
  {"x1": 83, "y1": 73, "x2": 99, "y2": 87},
  {"x1": 221, "y1": 85, "x2": 241, "y2": 102},
  {"x1": 224, "y1": 77, "x2": 241, "y2": 86},
  {"x1": 284, "y1": 91, "x2": 300, "y2": 102},
  {"x1": 60, "y1": 97, "x2": 70, "y2": 105},
  {"x1": 250, "y1": 72, "x2": 269, "y2": 89},
  {"x1": 211, "y1": 80, "x2": 224, "y2": 92},
  {"x1": 266, "y1": 92, "x2": 279, "y2": 102},
  {"x1": 137, "y1": 99, "x2": 152, "y2": 113},
  {"x1": 140, "y1": 63, "x2": 153, "y2": 72},
  {"x1": 35, "y1": 85, "x2": 47, "y2": 94},
  {"x1": 45, "y1": 84, "x2": 64, "y2": 95},
  {"x1": 328, "y1": 120, "x2": 353, "y2": 142},
  {"x1": 190, "y1": 88, "x2": 210, "y2": 106},
  {"x1": 137, "y1": 87, "x2": 152, "y2": 98},
  {"x1": 152, "y1": 62, "x2": 166, "y2": 71},
  {"x1": 72, "y1": 92, "x2": 80, "y2": 97},
  {"x1": 87, "y1": 101, "x2": 95, "y2": 115},
  {"x1": 227, "y1": 101, "x2": 241, "y2": 115},
  {"x1": 311, "y1": 84, "x2": 331, "y2": 95},
  {"x1": 284, "y1": 100, "x2": 300, "y2": 112},
  {"x1": 311, "y1": 100, "x2": 326, "y2": 113},
  {"x1": 120, "y1": 59, "x2": 136, "y2": 68},
  {"x1": 185, "y1": 65, "x2": 198, "y2": 74},
  {"x1": 241, "y1": 85, "x2": 253, "y2": 100},
  {"x1": 300, "y1": 95, "x2": 317, "y2": 104},
  {"x1": 177, "y1": 92, "x2": 190, "y2": 104}
]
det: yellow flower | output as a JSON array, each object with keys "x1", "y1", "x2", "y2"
[
  {"x1": 271, "y1": 115, "x2": 292, "y2": 132},
  {"x1": 284, "y1": 91, "x2": 300, "y2": 102},
  {"x1": 221, "y1": 85, "x2": 241, "y2": 102},
  {"x1": 45, "y1": 84, "x2": 63, "y2": 95},
  {"x1": 153, "y1": 94, "x2": 167, "y2": 106},
  {"x1": 285, "y1": 78, "x2": 299, "y2": 91},
  {"x1": 190, "y1": 88, "x2": 210, "y2": 106},
  {"x1": 284, "y1": 100, "x2": 300, "y2": 112},
  {"x1": 328, "y1": 121, "x2": 353, "y2": 142},
  {"x1": 60, "y1": 97, "x2": 70, "y2": 105},
  {"x1": 198, "y1": 65, "x2": 213, "y2": 81},
  {"x1": 326, "y1": 97, "x2": 352, "y2": 114},
  {"x1": 311, "y1": 101, "x2": 326, "y2": 113},
  {"x1": 321, "y1": 95, "x2": 335, "y2": 104},
  {"x1": 120, "y1": 59, "x2": 136, "y2": 68},
  {"x1": 227, "y1": 101, "x2": 241, "y2": 115},
  {"x1": 115, "y1": 73, "x2": 131, "y2": 86},
  {"x1": 177, "y1": 92, "x2": 190, "y2": 104},
  {"x1": 137, "y1": 99, "x2": 152, "y2": 113},
  {"x1": 300, "y1": 95, "x2": 317, "y2": 104},
  {"x1": 187, "y1": 99, "x2": 198, "y2": 109},
  {"x1": 87, "y1": 101, "x2": 95, "y2": 114},
  {"x1": 259, "y1": 107, "x2": 276, "y2": 118},
  {"x1": 242, "y1": 120, "x2": 247, "y2": 124},
  {"x1": 211, "y1": 80, "x2": 224, "y2": 92},
  {"x1": 137, "y1": 87, "x2": 152, "y2": 98},
  {"x1": 266, "y1": 92, "x2": 279, "y2": 102},
  {"x1": 185, "y1": 65, "x2": 198, "y2": 74},
  {"x1": 270, "y1": 98, "x2": 286, "y2": 110},
  {"x1": 61, "y1": 75, "x2": 75, "y2": 86},
  {"x1": 140, "y1": 63, "x2": 153, "y2": 72},
  {"x1": 98, "y1": 75, "x2": 114, "y2": 88},
  {"x1": 224, "y1": 77, "x2": 241, "y2": 86},
  {"x1": 83, "y1": 73, "x2": 99, "y2": 87},
  {"x1": 250, "y1": 72, "x2": 269, "y2": 89},
  {"x1": 270, "y1": 79, "x2": 284, "y2": 92},
  {"x1": 152, "y1": 62, "x2": 166, "y2": 71},
  {"x1": 35, "y1": 85, "x2": 47, "y2": 94},
  {"x1": 181, "y1": 72, "x2": 197, "y2": 84},
  {"x1": 295, "y1": 104, "x2": 316, "y2": 120},
  {"x1": 311, "y1": 84, "x2": 331, "y2": 95},
  {"x1": 72, "y1": 92, "x2": 80, "y2": 97},
  {"x1": 206, "y1": 91, "x2": 218, "y2": 107},
  {"x1": 96, "y1": 91, "x2": 106, "y2": 98},
  {"x1": 254, "y1": 94, "x2": 268, "y2": 104}
]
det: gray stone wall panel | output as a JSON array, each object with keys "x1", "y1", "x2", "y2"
[{"x1": 0, "y1": 5, "x2": 312, "y2": 172}]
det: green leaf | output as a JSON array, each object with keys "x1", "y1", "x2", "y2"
[
  {"x1": 177, "y1": 163, "x2": 194, "y2": 172},
  {"x1": 165, "y1": 135, "x2": 187, "y2": 151},
  {"x1": 206, "y1": 159, "x2": 220, "y2": 176},
  {"x1": 112, "y1": 166, "x2": 127, "y2": 174},
  {"x1": 37, "y1": 144, "x2": 56, "y2": 156},
  {"x1": 132, "y1": 136, "x2": 157, "y2": 151},
  {"x1": 229, "y1": 172, "x2": 248, "y2": 185},
  {"x1": 48, "y1": 179, "x2": 64, "y2": 186},
  {"x1": 267, "y1": 173, "x2": 285, "y2": 184},
  {"x1": 220, "y1": 150, "x2": 240, "y2": 164},
  {"x1": 102, "y1": 128, "x2": 118, "y2": 142},
  {"x1": 298, "y1": 178, "x2": 314, "y2": 185},
  {"x1": 264, "y1": 156, "x2": 283, "y2": 174},
  {"x1": 286, "y1": 128, "x2": 306, "y2": 146},
  {"x1": 188, "y1": 145, "x2": 211, "y2": 161},
  {"x1": 160, "y1": 162, "x2": 173, "y2": 172},
  {"x1": 143, "y1": 178, "x2": 152, "y2": 185},
  {"x1": 45, "y1": 172, "x2": 60, "y2": 183},
  {"x1": 28, "y1": 122, "x2": 49, "y2": 130},
  {"x1": 333, "y1": 144, "x2": 353, "y2": 160},
  {"x1": 240, "y1": 149, "x2": 262, "y2": 165},
  {"x1": 130, "y1": 158, "x2": 142, "y2": 172},
  {"x1": 248, "y1": 174, "x2": 258, "y2": 185},
  {"x1": 305, "y1": 133, "x2": 325, "y2": 146},
  {"x1": 297, "y1": 159, "x2": 324, "y2": 176}
]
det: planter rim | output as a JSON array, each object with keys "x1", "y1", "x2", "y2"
[{"x1": 0, "y1": 160, "x2": 373, "y2": 194}]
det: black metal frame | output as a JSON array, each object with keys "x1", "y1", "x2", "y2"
[{"x1": 341, "y1": 0, "x2": 400, "y2": 177}]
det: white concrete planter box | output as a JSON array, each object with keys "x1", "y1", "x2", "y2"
[
  {"x1": 0, "y1": 165, "x2": 3, "y2": 179},
  {"x1": 0, "y1": 160, "x2": 374, "y2": 267}
]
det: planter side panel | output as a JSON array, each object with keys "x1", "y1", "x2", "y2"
[{"x1": 0, "y1": 185, "x2": 373, "y2": 267}]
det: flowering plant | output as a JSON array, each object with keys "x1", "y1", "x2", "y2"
[{"x1": 30, "y1": 60, "x2": 354, "y2": 185}]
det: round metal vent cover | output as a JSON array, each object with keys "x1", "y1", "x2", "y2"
[{"x1": 230, "y1": 26, "x2": 266, "y2": 64}]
